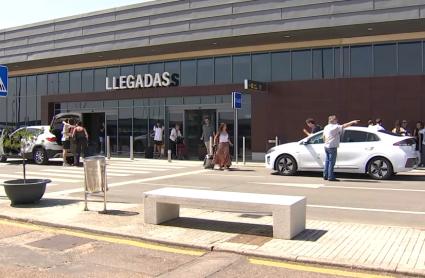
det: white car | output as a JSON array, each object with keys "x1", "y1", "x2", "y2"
[
  {"x1": 0, "y1": 126, "x2": 62, "y2": 165},
  {"x1": 265, "y1": 127, "x2": 420, "y2": 180}
]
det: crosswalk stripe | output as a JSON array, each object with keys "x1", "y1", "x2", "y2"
[
  {"x1": 107, "y1": 163, "x2": 182, "y2": 169},
  {"x1": 24, "y1": 171, "x2": 130, "y2": 178},
  {"x1": 107, "y1": 166, "x2": 167, "y2": 172},
  {"x1": 41, "y1": 169, "x2": 149, "y2": 175},
  {"x1": 106, "y1": 163, "x2": 185, "y2": 169},
  {"x1": 0, "y1": 174, "x2": 81, "y2": 183}
]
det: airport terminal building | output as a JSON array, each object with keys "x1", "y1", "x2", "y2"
[{"x1": 1, "y1": 0, "x2": 425, "y2": 159}]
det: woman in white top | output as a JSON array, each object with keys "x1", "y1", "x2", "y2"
[
  {"x1": 213, "y1": 123, "x2": 233, "y2": 170},
  {"x1": 153, "y1": 122, "x2": 164, "y2": 158},
  {"x1": 169, "y1": 124, "x2": 182, "y2": 158}
]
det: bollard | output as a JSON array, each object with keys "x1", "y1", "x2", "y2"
[
  {"x1": 106, "y1": 136, "x2": 111, "y2": 160},
  {"x1": 209, "y1": 136, "x2": 213, "y2": 155},
  {"x1": 130, "y1": 136, "x2": 134, "y2": 160},
  {"x1": 168, "y1": 149, "x2": 172, "y2": 162},
  {"x1": 242, "y1": 136, "x2": 246, "y2": 165},
  {"x1": 275, "y1": 136, "x2": 279, "y2": 147}
]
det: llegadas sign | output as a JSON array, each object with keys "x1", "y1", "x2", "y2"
[{"x1": 106, "y1": 72, "x2": 179, "y2": 90}]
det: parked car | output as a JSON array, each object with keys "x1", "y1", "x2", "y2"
[
  {"x1": 265, "y1": 127, "x2": 420, "y2": 180},
  {"x1": 0, "y1": 126, "x2": 62, "y2": 165}
]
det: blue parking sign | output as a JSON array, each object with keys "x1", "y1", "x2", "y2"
[
  {"x1": 0, "y1": 66, "x2": 8, "y2": 97},
  {"x1": 232, "y1": 92, "x2": 242, "y2": 109}
]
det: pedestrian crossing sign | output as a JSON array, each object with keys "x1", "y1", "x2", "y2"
[{"x1": 0, "y1": 66, "x2": 8, "y2": 97}]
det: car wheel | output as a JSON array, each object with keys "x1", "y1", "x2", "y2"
[
  {"x1": 275, "y1": 154, "x2": 298, "y2": 176},
  {"x1": 368, "y1": 157, "x2": 393, "y2": 180},
  {"x1": 0, "y1": 155, "x2": 7, "y2": 163},
  {"x1": 33, "y1": 148, "x2": 48, "y2": 165}
]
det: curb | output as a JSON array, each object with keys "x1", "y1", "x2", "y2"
[{"x1": 0, "y1": 214, "x2": 423, "y2": 277}]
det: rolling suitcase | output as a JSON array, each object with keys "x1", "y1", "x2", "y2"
[
  {"x1": 203, "y1": 154, "x2": 214, "y2": 169},
  {"x1": 145, "y1": 146, "x2": 154, "y2": 159}
]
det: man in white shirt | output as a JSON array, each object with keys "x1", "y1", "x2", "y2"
[
  {"x1": 374, "y1": 118, "x2": 385, "y2": 131},
  {"x1": 323, "y1": 115, "x2": 360, "y2": 181},
  {"x1": 153, "y1": 122, "x2": 164, "y2": 158}
]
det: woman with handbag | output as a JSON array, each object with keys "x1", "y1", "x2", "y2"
[{"x1": 213, "y1": 123, "x2": 233, "y2": 170}]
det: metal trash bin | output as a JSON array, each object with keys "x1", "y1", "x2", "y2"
[{"x1": 83, "y1": 155, "x2": 107, "y2": 212}]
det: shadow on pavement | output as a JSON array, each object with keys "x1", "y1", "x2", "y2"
[
  {"x1": 293, "y1": 229, "x2": 328, "y2": 242},
  {"x1": 101, "y1": 210, "x2": 139, "y2": 216},
  {"x1": 163, "y1": 217, "x2": 273, "y2": 237},
  {"x1": 162, "y1": 217, "x2": 328, "y2": 241},
  {"x1": 228, "y1": 168, "x2": 255, "y2": 172},
  {"x1": 10, "y1": 198, "x2": 80, "y2": 208}
]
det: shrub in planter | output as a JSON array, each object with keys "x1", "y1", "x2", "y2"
[{"x1": 1, "y1": 128, "x2": 50, "y2": 205}]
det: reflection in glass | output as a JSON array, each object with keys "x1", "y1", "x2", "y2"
[
  {"x1": 118, "y1": 100, "x2": 133, "y2": 155},
  {"x1": 48, "y1": 73, "x2": 58, "y2": 95},
  {"x1": 374, "y1": 44, "x2": 397, "y2": 76},
  {"x1": 197, "y1": 58, "x2": 214, "y2": 85},
  {"x1": 292, "y1": 50, "x2": 312, "y2": 80},
  {"x1": 134, "y1": 106, "x2": 149, "y2": 155},
  {"x1": 215, "y1": 56, "x2": 231, "y2": 84},
  {"x1": 271, "y1": 52, "x2": 290, "y2": 81},
  {"x1": 181, "y1": 60, "x2": 197, "y2": 86},
  {"x1": 398, "y1": 42, "x2": 422, "y2": 75},
  {"x1": 350, "y1": 45, "x2": 372, "y2": 77},
  {"x1": 82, "y1": 69, "x2": 94, "y2": 92},
  {"x1": 69, "y1": 71, "x2": 81, "y2": 93},
  {"x1": 59, "y1": 72, "x2": 69, "y2": 94},
  {"x1": 233, "y1": 55, "x2": 251, "y2": 83},
  {"x1": 94, "y1": 68, "x2": 106, "y2": 92},
  {"x1": 252, "y1": 53, "x2": 271, "y2": 82}
]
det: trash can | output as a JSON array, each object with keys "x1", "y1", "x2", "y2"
[
  {"x1": 83, "y1": 156, "x2": 107, "y2": 212},
  {"x1": 84, "y1": 155, "x2": 107, "y2": 193}
]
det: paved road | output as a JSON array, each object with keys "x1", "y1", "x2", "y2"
[
  {"x1": 0, "y1": 158, "x2": 424, "y2": 229},
  {"x1": 0, "y1": 220, "x2": 400, "y2": 278}
]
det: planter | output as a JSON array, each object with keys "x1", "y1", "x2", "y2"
[{"x1": 2, "y1": 179, "x2": 51, "y2": 205}]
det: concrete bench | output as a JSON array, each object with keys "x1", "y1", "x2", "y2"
[{"x1": 143, "y1": 187, "x2": 306, "y2": 240}]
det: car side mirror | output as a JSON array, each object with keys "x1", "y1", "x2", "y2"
[{"x1": 301, "y1": 141, "x2": 308, "y2": 145}]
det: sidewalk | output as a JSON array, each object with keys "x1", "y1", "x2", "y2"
[{"x1": 0, "y1": 196, "x2": 423, "y2": 276}]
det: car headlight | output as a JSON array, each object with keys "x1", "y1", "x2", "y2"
[{"x1": 266, "y1": 147, "x2": 275, "y2": 154}]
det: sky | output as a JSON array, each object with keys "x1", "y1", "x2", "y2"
[{"x1": 1, "y1": 0, "x2": 154, "y2": 29}]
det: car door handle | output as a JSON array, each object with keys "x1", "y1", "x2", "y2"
[{"x1": 365, "y1": 147, "x2": 374, "y2": 151}]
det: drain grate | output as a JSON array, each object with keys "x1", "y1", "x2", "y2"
[
  {"x1": 226, "y1": 234, "x2": 272, "y2": 246},
  {"x1": 28, "y1": 234, "x2": 93, "y2": 251}
]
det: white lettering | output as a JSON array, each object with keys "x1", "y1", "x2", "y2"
[
  {"x1": 119, "y1": 76, "x2": 126, "y2": 89},
  {"x1": 161, "y1": 72, "x2": 171, "y2": 87},
  {"x1": 112, "y1": 77, "x2": 119, "y2": 90},
  {"x1": 144, "y1": 74, "x2": 153, "y2": 87},
  {"x1": 153, "y1": 73, "x2": 162, "y2": 87},
  {"x1": 135, "y1": 74, "x2": 144, "y2": 88},
  {"x1": 105, "y1": 77, "x2": 112, "y2": 90},
  {"x1": 106, "y1": 72, "x2": 176, "y2": 90},
  {"x1": 126, "y1": 75, "x2": 135, "y2": 88}
]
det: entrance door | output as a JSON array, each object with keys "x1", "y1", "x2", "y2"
[{"x1": 184, "y1": 109, "x2": 216, "y2": 159}]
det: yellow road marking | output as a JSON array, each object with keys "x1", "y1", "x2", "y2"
[
  {"x1": 0, "y1": 219, "x2": 204, "y2": 256},
  {"x1": 249, "y1": 258, "x2": 394, "y2": 278}
]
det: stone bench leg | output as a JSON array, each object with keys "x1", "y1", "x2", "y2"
[
  {"x1": 144, "y1": 198, "x2": 180, "y2": 224},
  {"x1": 272, "y1": 199, "x2": 306, "y2": 240}
]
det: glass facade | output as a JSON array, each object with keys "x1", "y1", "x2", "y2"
[
  {"x1": 3, "y1": 40, "x2": 425, "y2": 129},
  {"x1": 50, "y1": 94, "x2": 251, "y2": 158}
]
